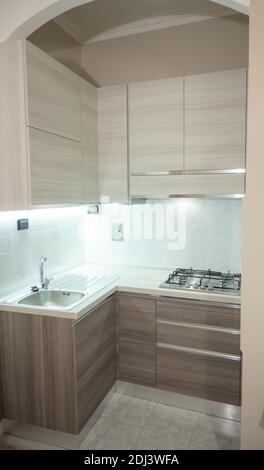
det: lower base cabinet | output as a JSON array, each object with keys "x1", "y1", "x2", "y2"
[
  {"x1": 118, "y1": 293, "x2": 156, "y2": 387},
  {"x1": 118, "y1": 293, "x2": 241, "y2": 406},
  {"x1": 0, "y1": 291, "x2": 241, "y2": 436},
  {"x1": 0, "y1": 294, "x2": 116, "y2": 434}
]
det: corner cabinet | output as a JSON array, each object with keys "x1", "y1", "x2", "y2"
[
  {"x1": 0, "y1": 40, "x2": 99, "y2": 210},
  {"x1": 129, "y1": 70, "x2": 247, "y2": 199},
  {"x1": 0, "y1": 295, "x2": 116, "y2": 434}
]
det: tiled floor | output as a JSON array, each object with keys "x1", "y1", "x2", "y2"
[
  {"x1": 0, "y1": 393, "x2": 241, "y2": 450},
  {"x1": 80, "y1": 393, "x2": 241, "y2": 450}
]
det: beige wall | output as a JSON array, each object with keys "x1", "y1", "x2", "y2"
[
  {"x1": 241, "y1": 0, "x2": 264, "y2": 450},
  {"x1": 81, "y1": 14, "x2": 249, "y2": 87}
]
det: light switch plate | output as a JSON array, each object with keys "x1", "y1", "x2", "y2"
[{"x1": 112, "y1": 223, "x2": 124, "y2": 242}]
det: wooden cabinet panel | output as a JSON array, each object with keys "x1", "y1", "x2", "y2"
[
  {"x1": 119, "y1": 338, "x2": 156, "y2": 387},
  {"x1": 130, "y1": 173, "x2": 245, "y2": 198},
  {"x1": 0, "y1": 41, "x2": 30, "y2": 210},
  {"x1": 80, "y1": 78, "x2": 98, "y2": 203},
  {"x1": 29, "y1": 127, "x2": 83, "y2": 204},
  {"x1": 185, "y1": 69, "x2": 247, "y2": 170},
  {"x1": 118, "y1": 293, "x2": 156, "y2": 344},
  {"x1": 118, "y1": 293, "x2": 156, "y2": 386},
  {"x1": 98, "y1": 86, "x2": 128, "y2": 203},
  {"x1": 25, "y1": 41, "x2": 81, "y2": 141},
  {"x1": 129, "y1": 78, "x2": 184, "y2": 173},
  {"x1": 74, "y1": 295, "x2": 116, "y2": 432},
  {"x1": 157, "y1": 297, "x2": 240, "y2": 330},
  {"x1": 0, "y1": 311, "x2": 76, "y2": 434},
  {"x1": 157, "y1": 346, "x2": 241, "y2": 405},
  {"x1": 157, "y1": 321, "x2": 240, "y2": 356}
]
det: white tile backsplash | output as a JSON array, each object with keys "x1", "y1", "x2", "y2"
[
  {"x1": 0, "y1": 207, "x2": 87, "y2": 298},
  {"x1": 82, "y1": 199, "x2": 242, "y2": 273},
  {"x1": 0, "y1": 199, "x2": 242, "y2": 299}
]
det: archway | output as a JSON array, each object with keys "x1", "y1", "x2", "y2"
[{"x1": 0, "y1": 0, "x2": 249, "y2": 43}]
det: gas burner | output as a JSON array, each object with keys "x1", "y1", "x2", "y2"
[{"x1": 160, "y1": 268, "x2": 241, "y2": 295}]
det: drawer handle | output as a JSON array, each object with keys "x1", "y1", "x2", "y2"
[
  {"x1": 157, "y1": 319, "x2": 240, "y2": 335},
  {"x1": 157, "y1": 296, "x2": 240, "y2": 309},
  {"x1": 157, "y1": 342, "x2": 241, "y2": 361}
]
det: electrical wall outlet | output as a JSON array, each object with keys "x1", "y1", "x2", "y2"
[{"x1": 112, "y1": 223, "x2": 124, "y2": 242}]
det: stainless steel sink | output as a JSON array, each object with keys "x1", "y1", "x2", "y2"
[{"x1": 18, "y1": 290, "x2": 86, "y2": 309}]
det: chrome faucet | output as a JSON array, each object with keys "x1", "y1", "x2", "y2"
[{"x1": 40, "y1": 255, "x2": 52, "y2": 289}]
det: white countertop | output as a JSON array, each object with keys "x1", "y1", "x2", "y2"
[{"x1": 0, "y1": 264, "x2": 241, "y2": 320}]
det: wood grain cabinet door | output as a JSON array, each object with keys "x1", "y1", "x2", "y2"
[
  {"x1": 118, "y1": 293, "x2": 156, "y2": 386},
  {"x1": 129, "y1": 77, "x2": 184, "y2": 173},
  {"x1": 80, "y1": 77, "x2": 99, "y2": 203},
  {"x1": 74, "y1": 295, "x2": 117, "y2": 432},
  {"x1": 29, "y1": 127, "x2": 83, "y2": 205},
  {"x1": 185, "y1": 69, "x2": 247, "y2": 170},
  {"x1": 0, "y1": 311, "x2": 76, "y2": 434},
  {"x1": 25, "y1": 41, "x2": 81, "y2": 141},
  {"x1": 98, "y1": 85, "x2": 128, "y2": 203}
]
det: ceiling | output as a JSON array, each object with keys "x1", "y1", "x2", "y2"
[{"x1": 54, "y1": 0, "x2": 239, "y2": 44}]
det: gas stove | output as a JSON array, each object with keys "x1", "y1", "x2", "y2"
[{"x1": 160, "y1": 268, "x2": 241, "y2": 296}]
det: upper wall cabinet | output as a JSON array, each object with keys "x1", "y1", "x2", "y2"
[
  {"x1": 80, "y1": 77, "x2": 99, "y2": 203},
  {"x1": 25, "y1": 41, "x2": 81, "y2": 142},
  {"x1": 98, "y1": 86, "x2": 128, "y2": 203},
  {"x1": 185, "y1": 69, "x2": 247, "y2": 170},
  {"x1": 129, "y1": 78, "x2": 184, "y2": 173},
  {"x1": 0, "y1": 40, "x2": 99, "y2": 210}
]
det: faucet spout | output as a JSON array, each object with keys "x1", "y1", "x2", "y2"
[{"x1": 39, "y1": 255, "x2": 52, "y2": 289}]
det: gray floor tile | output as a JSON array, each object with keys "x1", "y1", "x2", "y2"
[
  {"x1": 145, "y1": 403, "x2": 199, "y2": 433},
  {"x1": 189, "y1": 414, "x2": 241, "y2": 450},
  {"x1": 102, "y1": 393, "x2": 156, "y2": 427},
  {"x1": 79, "y1": 416, "x2": 142, "y2": 450},
  {"x1": 135, "y1": 427, "x2": 192, "y2": 450}
]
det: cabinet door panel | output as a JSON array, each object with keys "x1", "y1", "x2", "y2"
[
  {"x1": 185, "y1": 69, "x2": 247, "y2": 170},
  {"x1": 80, "y1": 78, "x2": 98, "y2": 203},
  {"x1": 74, "y1": 295, "x2": 116, "y2": 432},
  {"x1": 26, "y1": 41, "x2": 81, "y2": 141},
  {"x1": 129, "y1": 78, "x2": 184, "y2": 173},
  {"x1": 0, "y1": 311, "x2": 76, "y2": 433},
  {"x1": 98, "y1": 86, "x2": 128, "y2": 202},
  {"x1": 29, "y1": 127, "x2": 83, "y2": 204},
  {"x1": 157, "y1": 346, "x2": 240, "y2": 405}
]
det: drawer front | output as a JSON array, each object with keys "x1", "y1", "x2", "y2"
[
  {"x1": 118, "y1": 293, "x2": 156, "y2": 344},
  {"x1": 157, "y1": 346, "x2": 240, "y2": 405},
  {"x1": 119, "y1": 338, "x2": 156, "y2": 387},
  {"x1": 157, "y1": 297, "x2": 240, "y2": 330},
  {"x1": 157, "y1": 321, "x2": 240, "y2": 356}
]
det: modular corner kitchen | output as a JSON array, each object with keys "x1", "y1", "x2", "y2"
[{"x1": 0, "y1": 2, "x2": 250, "y2": 452}]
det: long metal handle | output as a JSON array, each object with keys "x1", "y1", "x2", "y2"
[{"x1": 157, "y1": 342, "x2": 241, "y2": 361}]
